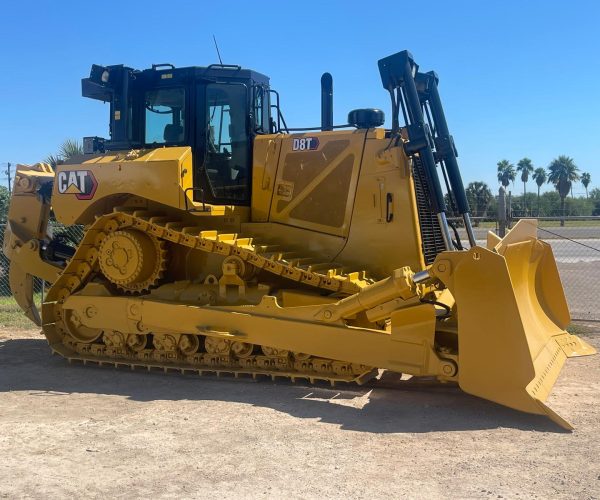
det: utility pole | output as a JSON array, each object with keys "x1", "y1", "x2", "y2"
[
  {"x1": 498, "y1": 186, "x2": 506, "y2": 237},
  {"x1": 507, "y1": 190, "x2": 512, "y2": 229},
  {"x1": 5, "y1": 162, "x2": 11, "y2": 195}
]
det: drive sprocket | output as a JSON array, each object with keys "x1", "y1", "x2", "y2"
[{"x1": 98, "y1": 228, "x2": 166, "y2": 293}]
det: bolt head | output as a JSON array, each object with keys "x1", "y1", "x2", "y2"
[{"x1": 442, "y1": 362, "x2": 456, "y2": 376}]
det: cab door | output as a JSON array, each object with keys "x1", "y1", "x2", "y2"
[{"x1": 194, "y1": 82, "x2": 251, "y2": 205}]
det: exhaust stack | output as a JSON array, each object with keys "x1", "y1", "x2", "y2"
[{"x1": 321, "y1": 72, "x2": 333, "y2": 131}]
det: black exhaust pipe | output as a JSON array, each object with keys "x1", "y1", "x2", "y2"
[{"x1": 321, "y1": 72, "x2": 333, "y2": 131}]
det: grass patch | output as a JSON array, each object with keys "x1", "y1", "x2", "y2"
[
  {"x1": 474, "y1": 221, "x2": 497, "y2": 228},
  {"x1": 0, "y1": 295, "x2": 41, "y2": 329},
  {"x1": 473, "y1": 220, "x2": 600, "y2": 229},
  {"x1": 538, "y1": 220, "x2": 600, "y2": 228}
]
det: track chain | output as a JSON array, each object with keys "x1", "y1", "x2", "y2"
[{"x1": 42, "y1": 209, "x2": 376, "y2": 385}]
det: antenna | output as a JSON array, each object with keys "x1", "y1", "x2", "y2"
[{"x1": 212, "y1": 35, "x2": 223, "y2": 65}]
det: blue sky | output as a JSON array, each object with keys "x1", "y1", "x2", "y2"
[{"x1": 1, "y1": 0, "x2": 598, "y2": 195}]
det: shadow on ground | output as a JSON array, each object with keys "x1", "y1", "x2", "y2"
[{"x1": 0, "y1": 338, "x2": 566, "y2": 434}]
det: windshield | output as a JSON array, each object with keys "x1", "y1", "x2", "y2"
[{"x1": 144, "y1": 87, "x2": 185, "y2": 144}]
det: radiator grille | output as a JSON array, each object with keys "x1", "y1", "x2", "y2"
[{"x1": 412, "y1": 157, "x2": 446, "y2": 265}]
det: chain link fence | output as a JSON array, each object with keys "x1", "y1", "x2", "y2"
[
  {"x1": 456, "y1": 217, "x2": 600, "y2": 322},
  {"x1": 0, "y1": 218, "x2": 598, "y2": 328},
  {"x1": 534, "y1": 223, "x2": 600, "y2": 322}
]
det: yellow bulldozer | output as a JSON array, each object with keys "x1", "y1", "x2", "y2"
[{"x1": 3, "y1": 50, "x2": 595, "y2": 428}]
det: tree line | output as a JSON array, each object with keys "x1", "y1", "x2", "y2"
[{"x1": 462, "y1": 156, "x2": 597, "y2": 221}]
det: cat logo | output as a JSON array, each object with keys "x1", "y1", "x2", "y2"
[{"x1": 56, "y1": 170, "x2": 98, "y2": 200}]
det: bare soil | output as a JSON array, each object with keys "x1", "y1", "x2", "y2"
[{"x1": 1, "y1": 326, "x2": 599, "y2": 499}]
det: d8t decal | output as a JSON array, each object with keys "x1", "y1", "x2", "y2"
[{"x1": 292, "y1": 137, "x2": 319, "y2": 151}]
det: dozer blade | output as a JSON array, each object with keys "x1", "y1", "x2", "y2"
[{"x1": 435, "y1": 222, "x2": 595, "y2": 429}]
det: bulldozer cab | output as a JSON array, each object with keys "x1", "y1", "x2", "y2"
[{"x1": 81, "y1": 63, "x2": 273, "y2": 205}]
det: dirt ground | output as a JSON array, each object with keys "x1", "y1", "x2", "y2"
[{"x1": 0, "y1": 327, "x2": 599, "y2": 499}]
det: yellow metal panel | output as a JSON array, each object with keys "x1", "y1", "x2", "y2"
[
  {"x1": 486, "y1": 231, "x2": 502, "y2": 249},
  {"x1": 390, "y1": 304, "x2": 439, "y2": 375},
  {"x1": 251, "y1": 134, "x2": 283, "y2": 222},
  {"x1": 431, "y1": 242, "x2": 595, "y2": 429},
  {"x1": 241, "y1": 222, "x2": 346, "y2": 261},
  {"x1": 269, "y1": 130, "x2": 366, "y2": 237},
  {"x1": 63, "y1": 293, "x2": 448, "y2": 377},
  {"x1": 336, "y1": 132, "x2": 425, "y2": 278},
  {"x1": 247, "y1": 130, "x2": 427, "y2": 279},
  {"x1": 494, "y1": 218, "x2": 538, "y2": 253},
  {"x1": 3, "y1": 163, "x2": 58, "y2": 325},
  {"x1": 52, "y1": 147, "x2": 194, "y2": 225},
  {"x1": 4, "y1": 164, "x2": 54, "y2": 244}
]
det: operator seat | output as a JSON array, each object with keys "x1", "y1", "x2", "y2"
[{"x1": 163, "y1": 124, "x2": 183, "y2": 142}]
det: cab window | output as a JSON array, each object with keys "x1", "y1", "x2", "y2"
[
  {"x1": 253, "y1": 85, "x2": 270, "y2": 134},
  {"x1": 205, "y1": 83, "x2": 250, "y2": 202},
  {"x1": 144, "y1": 88, "x2": 185, "y2": 144}
]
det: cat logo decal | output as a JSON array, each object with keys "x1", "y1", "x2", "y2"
[{"x1": 57, "y1": 170, "x2": 98, "y2": 200}]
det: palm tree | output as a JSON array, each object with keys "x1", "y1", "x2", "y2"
[
  {"x1": 532, "y1": 167, "x2": 547, "y2": 216},
  {"x1": 465, "y1": 181, "x2": 492, "y2": 217},
  {"x1": 581, "y1": 172, "x2": 591, "y2": 199},
  {"x1": 44, "y1": 139, "x2": 84, "y2": 168},
  {"x1": 516, "y1": 158, "x2": 534, "y2": 214},
  {"x1": 497, "y1": 159, "x2": 516, "y2": 188},
  {"x1": 547, "y1": 155, "x2": 580, "y2": 226}
]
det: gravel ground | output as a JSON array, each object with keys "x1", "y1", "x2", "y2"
[{"x1": 0, "y1": 327, "x2": 599, "y2": 499}]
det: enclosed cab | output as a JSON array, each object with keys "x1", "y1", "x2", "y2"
[{"x1": 82, "y1": 63, "x2": 273, "y2": 206}]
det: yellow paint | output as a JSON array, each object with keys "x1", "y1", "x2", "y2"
[{"x1": 3, "y1": 133, "x2": 595, "y2": 428}]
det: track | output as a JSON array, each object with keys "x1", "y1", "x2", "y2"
[
  {"x1": 54, "y1": 353, "x2": 450, "y2": 392},
  {"x1": 42, "y1": 208, "x2": 379, "y2": 386}
]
